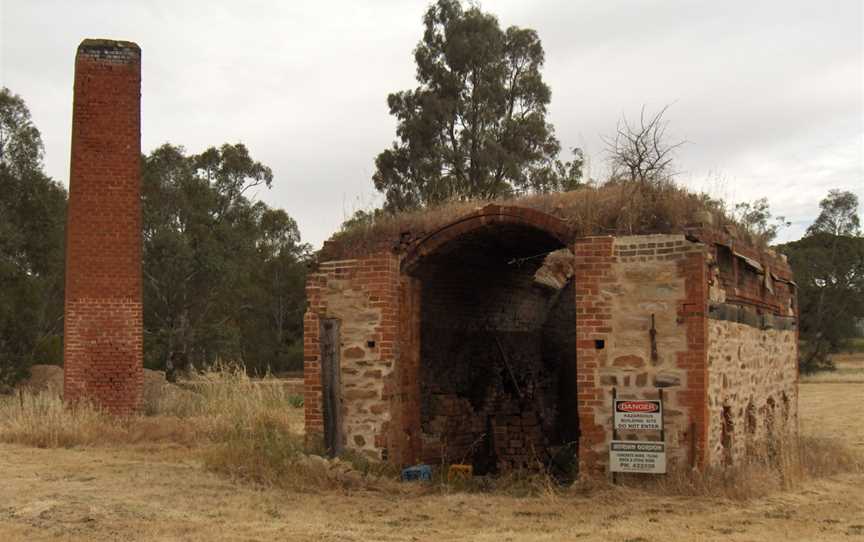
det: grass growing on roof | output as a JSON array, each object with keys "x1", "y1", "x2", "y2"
[{"x1": 324, "y1": 181, "x2": 750, "y2": 259}]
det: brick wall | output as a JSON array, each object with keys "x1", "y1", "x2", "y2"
[
  {"x1": 420, "y1": 261, "x2": 553, "y2": 332},
  {"x1": 308, "y1": 231, "x2": 713, "y2": 474},
  {"x1": 573, "y1": 236, "x2": 614, "y2": 474},
  {"x1": 542, "y1": 279, "x2": 578, "y2": 444},
  {"x1": 698, "y1": 228, "x2": 796, "y2": 316},
  {"x1": 63, "y1": 39, "x2": 143, "y2": 415},
  {"x1": 414, "y1": 239, "x2": 577, "y2": 472}
]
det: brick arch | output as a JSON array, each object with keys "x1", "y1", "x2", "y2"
[
  {"x1": 392, "y1": 203, "x2": 579, "y2": 470},
  {"x1": 401, "y1": 204, "x2": 574, "y2": 274}
]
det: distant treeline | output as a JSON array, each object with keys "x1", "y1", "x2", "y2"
[{"x1": 0, "y1": 88, "x2": 309, "y2": 386}]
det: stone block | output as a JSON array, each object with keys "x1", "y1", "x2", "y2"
[
  {"x1": 344, "y1": 346, "x2": 366, "y2": 359},
  {"x1": 343, "y1": 389, "x2": 378, "y2": 400},
  {"x1": 613, "y1": 355, "x2": 645, "y2": 368},
  {"x1": 655, "y1": 372, "x2": 681, "y2": 388},
  {"x1": 600, "y1": 375, "x2": 617, "y2": 386}
]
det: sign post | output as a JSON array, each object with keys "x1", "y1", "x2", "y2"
[
  {"x1": 610, "y1": 441, "x2": 667, "y2": 473},
  {"x1": 614, "y1": 398, "x2": 663, "y2": 431},
  {"x1": 609, "y1": 388, "x2": 667, "y2": 477}
]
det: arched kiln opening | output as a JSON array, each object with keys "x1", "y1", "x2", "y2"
[{"x1": 407, "y1": 221, "x2": 578, "y2": 476}]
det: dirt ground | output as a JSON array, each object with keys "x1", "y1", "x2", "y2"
[{"x1": 1, "y1": 360, "x2": 863, "y2": 541}]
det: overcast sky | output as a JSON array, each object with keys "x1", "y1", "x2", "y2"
[{"x1": 1, "y1": 0, "x2": 861, "y2": 247}]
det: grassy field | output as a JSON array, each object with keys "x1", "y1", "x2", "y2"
[
  {"x1": 0, "y1": 358, "x2": 862, "y2": 541},
  {"x1": 800, "y1": 351, "x2": 864, "y2": 383}
]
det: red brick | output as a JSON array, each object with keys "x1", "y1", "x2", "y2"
[{"x1": 63, "y1": 40, "x2": 142, "y2": 415}]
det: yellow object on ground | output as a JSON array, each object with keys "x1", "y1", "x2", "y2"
[{"x1": 448, "y1": 464, "x2": 473, "y2": 481}]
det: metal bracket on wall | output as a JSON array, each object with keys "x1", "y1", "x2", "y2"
[{"x1": 649, "y1": 314, "x2": 658, "y2": 363}]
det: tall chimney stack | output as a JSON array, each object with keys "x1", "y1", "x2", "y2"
[{"x1": 64, "y1": 39, "x2": 143, "y2": 414}]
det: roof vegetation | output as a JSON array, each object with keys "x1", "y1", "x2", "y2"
[{"x1": 322, "y1": 180, "x2": 761, "y2": 260}]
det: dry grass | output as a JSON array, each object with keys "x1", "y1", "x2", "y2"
[
  {"x1": 0, "y1": 364, "x2": 391, "y2": 492},
  {"x1": 2, "y1": 360, "x2": 861, "y2": 500},
  {"x1": 325, "y1": 181, "x2": 750, "y2": 259},
  {"x1": 202, "y1": 415, "x2": 404, "y2": 493},
  {"x1": 0, "y1": 363, "x2": 303, "y2": 450},
  {"x1": 0, "y1": 390, "x2": 204, "y2": 449},
  {"x1": 1, "y1": 376, "x2": 864, "y2": 540},
  {"x1": 415, "y1": 432, "x2": 862, "y2": 502},
  {"x1": 639, "y1": 435, "x2": 862, "y2": 501},
  {"x1": 149, "y1": 362, "x2": 305, "y2": 436},
  {"x1": 0, "y1": 390, "x2": 127, "y2": 448},
  {"x1": 800, "y1": 352, "x2": 864, "y2": 383}
]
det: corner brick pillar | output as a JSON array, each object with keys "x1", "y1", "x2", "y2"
[
  {"x1": 574, "y1": 236, "x2": 615, "y2": 475},
  {"x1": 63, "y1": 39, "x2": 143, "y2": 414},
  {"x1": 677, "y1": 251, "x2": 710, "y2": 466}
]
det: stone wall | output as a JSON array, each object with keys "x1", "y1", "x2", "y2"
[
  {"x1": 701, "y1": 228, "x2": 798, "y2": 466},
  {"x1": 303, "y1": 254, "x2": 400, "y2": 458},
  {"x1": 576, "y1": 234, "x2": 708, "y2": 472},
  {"x1": 706, "y1": 322, "x2": 798, "y2": 465}
]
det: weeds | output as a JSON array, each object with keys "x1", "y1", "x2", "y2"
[
  {"x1": 631, "y1": 435, "x2": 862, "y2": 500},
  {"x1": 0, "y1": 362, "x2": 302, "y2": 449},
  {"x1": 1, "y1": 364, "x2": 860, "y2": 499},
  {"x1": 324, "y1": 181, "x2": 745, "y2": 259},
  {"x1": 0, "y1": 363, "x2": 394, "y2": 492},
  {"x1": 0, "y1": 389, "x2": 124, "y2": 448}
]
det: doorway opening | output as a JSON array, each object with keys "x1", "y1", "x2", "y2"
[{"x1": 408, "y1": 221, "x2": 578, "y2": 476}]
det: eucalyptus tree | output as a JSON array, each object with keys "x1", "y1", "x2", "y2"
[
  {"x1": 0, "y1": 88, "x2": 67, "y2": 385},
  {"x1": 142, "y1": 143, "x2": 309, "y2": 374},
  {"x1": 780, "y1": 190, "x2": 863, "y2": 371},
  {"x1": 373, "y1": 0, "x2": 581, "y2": 212}
]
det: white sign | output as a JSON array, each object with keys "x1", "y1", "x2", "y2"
[
  {"x1": 609, "y1": 441, "x2": 666, "y2": 474},
  {"x1": 614, "y1": 399, "x2": 662, "y2": 431}
]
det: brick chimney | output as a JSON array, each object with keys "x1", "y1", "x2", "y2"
[{"x1": 63, "y1": 39, "x2": 143, "y2": 414}]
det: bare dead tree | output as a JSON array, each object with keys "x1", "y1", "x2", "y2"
[{"x1": 603, "y1": 104, "x2": 685, "y2": 186}]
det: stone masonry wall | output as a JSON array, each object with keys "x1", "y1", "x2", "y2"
[
  {"x1": 576, "y1": 234, "x2": 708, "y2": 473},
  {"x1": 63, "y1": 39, "x2": 143, "y2": 414},
  {"x1": 304, "y1": 254, "x2": 400, "y2": 459},
  {"x1": 706, "y1": 321, "x2": 798, "y2": 465},
  {"x1": 702, "y1": 228, "x2": 798, "y2": 466}
]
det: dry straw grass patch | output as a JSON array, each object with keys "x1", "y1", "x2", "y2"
[
  {"x1": 2, "y1": 362, "x2": 861, "y2": 499},
  {"x1": 0, "y1": 389, "x2": 126, "y2": 448},
  {"x1": 418, "y1": 433, "x2": 862, "y2": 502},
  {"x1": 325, "y1": 181, "x2": 751, "y2": 259},
  {"x1": 0, "y1": 363, "x2": 303, "y2": 449},
  {"x1": 638, "y1": 436, "x2": 862, "y2": 501},
  {"x1": 0, "y1": 363, "x2": 393, "y2": 492}
]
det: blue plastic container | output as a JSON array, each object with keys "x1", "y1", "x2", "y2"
[{"x1": 401, "y1": 464, "x2": 433, "y2": 482}]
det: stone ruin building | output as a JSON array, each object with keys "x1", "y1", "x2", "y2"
[{"x1": 304, "y1": 203, "x2": 799, "y2": 475}]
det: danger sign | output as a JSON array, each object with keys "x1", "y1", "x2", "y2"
[
  {"x1": 614, "y1": 399, "x2": 662, "y2": 431},
  {"x1": 609, "y1": 441, "x2": 666, "y2": 474}
]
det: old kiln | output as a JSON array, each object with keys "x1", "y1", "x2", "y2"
[{"x1": 304, "y1": 202, "x2": 798, "y2": 475}]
